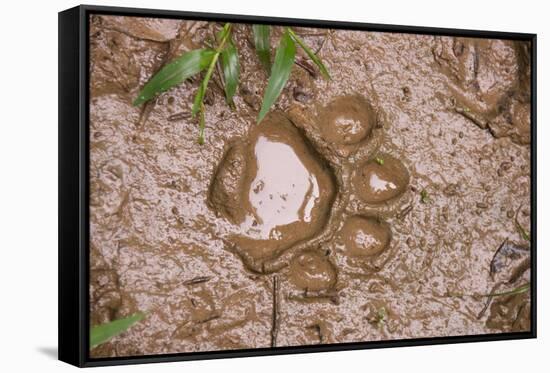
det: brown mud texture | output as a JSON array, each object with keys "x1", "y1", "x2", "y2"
[{"x1": 89, "y1": 15, "x2": 532, "y2": 357}]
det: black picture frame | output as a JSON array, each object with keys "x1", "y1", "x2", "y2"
[{"x1": 58, "y1": 4, "x2": 537, "y2": 368}]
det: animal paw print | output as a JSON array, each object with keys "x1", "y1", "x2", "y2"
[
  {"x1": 208, "y1": 93, "x2": 412, "y2": 282},
  {"x1": 432, "y1": 37, "x2": 531, "y2": 145}
]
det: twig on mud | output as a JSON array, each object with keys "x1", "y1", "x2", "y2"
[
  {"x1": 287, "y1": 289, "x2": 340, "y2": 305},
  {"x1": 477, "y1": 283, "x2": 502, "y2": 319},
  {"x1": 314, "y1": 32, "x2": 330, "y2": 55},
  {"x1": 183, "y1": 276, "x2": 211, "y2": 286},
  {"x1": 168, "y1": 111, "x2": 192, "y2": 121},
  {"x1": 213, "y1": 59, "x2": 227, "y2": 95},
  {"x1": 271, "y1": 275, "x2": 280, "y2": 347},
  {"x1": 397, "y1": 204, "x2": 413, "y2": 219},
  {"x1": 295, "y1": 57, "x2": 318, "y2": 78}
]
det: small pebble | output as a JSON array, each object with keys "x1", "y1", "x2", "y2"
[
  {"x1": 293, "y1": 86, "x2": 311, "y2": 103},
  {"x1": 476, "y1": 202, "x2": 488, "y2": 209},
  {"x1": 497, "y1": 161, "x2": 513, "y2": 177}
]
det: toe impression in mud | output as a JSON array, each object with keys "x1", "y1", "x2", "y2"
[
  {"x1": 289, "y1": 94, "x2": 385, "y2": 161},
  {"x1": 336, "y1": 215, "x2": 394, "y2": 272},
  {"x1": 349, "y1": 153, "x2": 411, "y2": 217}
]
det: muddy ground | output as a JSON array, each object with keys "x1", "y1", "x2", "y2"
[{"x1": 88, "y1": 15, "x2": 532, "y2": 357}]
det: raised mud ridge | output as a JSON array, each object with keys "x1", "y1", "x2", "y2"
[{"x1": 209, "y1": 94, "x2": 411, "y2": 276}]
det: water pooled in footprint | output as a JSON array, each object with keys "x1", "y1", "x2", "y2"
[
  {"x1": 247, "y1": 135, "x2": 319, "y2": 239},
  {"x1": 209, "y1": 112, "x2": 336, "y2": 269},
  {"x1": 338, "y1": 216, "x2": 391, "y2": 257},
  {"x1": 319, "y1": 94, "x2": 375, "y2": 146},
  {"x1": 353, "y1": 154, "x2": 409, "y2": 204}
]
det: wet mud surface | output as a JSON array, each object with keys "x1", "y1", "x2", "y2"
[{"x1": 89, "y1": 15, "x2": 532, "y2": 357}]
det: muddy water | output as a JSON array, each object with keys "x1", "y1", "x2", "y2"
[{"x1": 89, "y1": 15, "x2": 532, "y2": 358}]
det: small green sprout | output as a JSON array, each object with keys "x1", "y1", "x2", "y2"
[
  {"x1": 420, "y1": 189, "x2": 430, "y2": 203},
  {"x1": 375, "y1": 307, "x2": 387, "y2": 329},
  {"x1": 134, "y1": 24, "x2": 330, "y2": 142}
]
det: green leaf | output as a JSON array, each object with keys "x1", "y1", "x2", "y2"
[
  {"x1": 221, "y1": 41, "x2": 240, "y2": 105},
  {"x1": 257, "y1": 30, "x2": 296, "y2": 124},
  {"x1": 420, "y1": 189, "x2": 430, "y2": 203},
  {"x1": 133, "y1": 49, "x2": 216, "y2": 106},
  {"x1": 90, "y1": 312, "x2": 145, "y2": 349},
  {"x1": 252, "y1": 24, "x2": 271, "y2": 73},
  {"x1": 288, "y1": 28, "x2": 330, "y2": 80}
]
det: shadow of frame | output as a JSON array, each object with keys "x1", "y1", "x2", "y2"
[{"x1": 37, "y1": 346, "x2": 58, "y2": 360}]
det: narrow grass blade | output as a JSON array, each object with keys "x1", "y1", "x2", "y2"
[
  {"x1": 133, "y1": 49, "x2": 215, "y2": 106},
  {"x1": 192, "y1": 53, "x2": 220, "y2": 116},
  {"x1": 252, "y1": 24, "x2": 271, "y2": 73},
  {"x1": 515, "y1": 205, "x2": 530, "y2": 241},
  {"x1": 257, "y1": 31, "x2": 296, "y2": 123},
  {"x1": 516, "y1": 223, "x2": 530, "y2": 241},
  {"x1": 198, "y1": 102, "x2": 206, "y2": 145},
  {"x1": 484, "y1": 283, "x2": 530, "y2": 298},
  {"x1": 221, "y1": 41, "x2": 240, "y2": 105},
  {"x1": 192, "y1": 24, "x2": 232, "y2": 117},
  {"x1": 288, "y1": 28, "x2": 330, "y2": 80},
  {"x1": 90, "y1": 312, "x2": 145, "y2": 349},
  {"x1": 217, "y1": 23, "x2": 232, "y2": 43}
]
